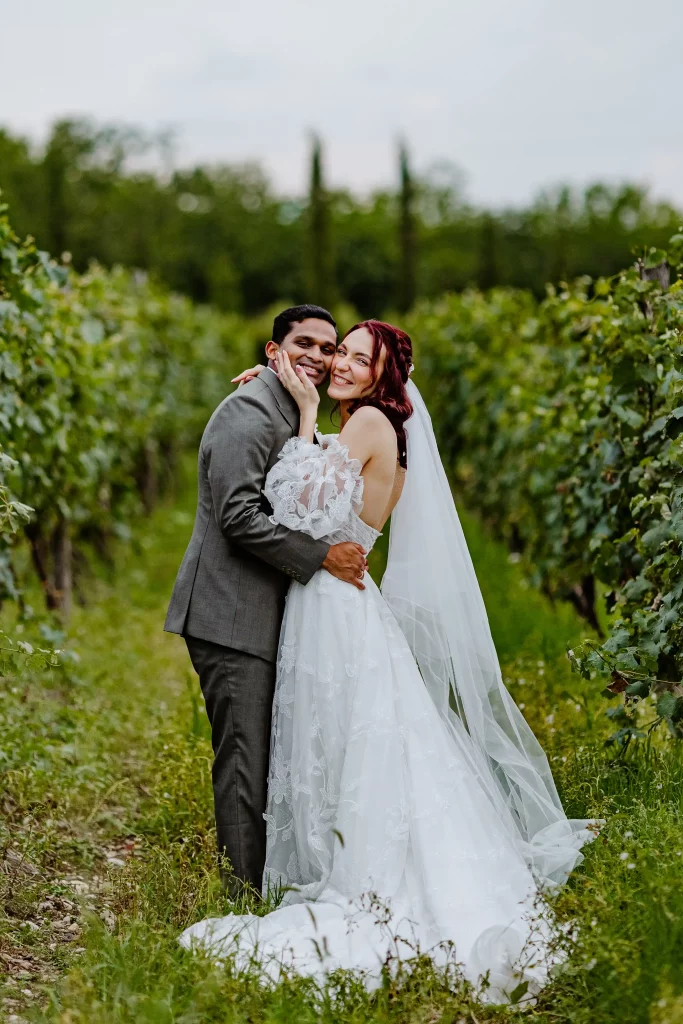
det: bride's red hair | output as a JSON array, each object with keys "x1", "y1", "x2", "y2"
[{"x1": 343, "y1": 320, "x2": 413, "y2": 468}]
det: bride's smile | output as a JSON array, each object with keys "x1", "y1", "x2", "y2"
[{"x1": 327, "y1": 327, "x2": 386, "y2": 403}]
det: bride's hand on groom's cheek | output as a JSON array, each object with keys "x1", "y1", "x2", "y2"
[{"x1": 275, "y1": 351, "x2": 320, "y2": 413}]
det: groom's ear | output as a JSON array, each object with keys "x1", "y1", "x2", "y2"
[{"x1": 265, "y1": 340, "x2": 279, "y2": 362}]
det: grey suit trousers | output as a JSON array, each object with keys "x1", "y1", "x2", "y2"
[{"x1": 185, "y1": 634, "x2": 275, "y2": 890}]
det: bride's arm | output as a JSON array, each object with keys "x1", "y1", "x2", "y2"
[{"x1": 264, "y1": 404, "x2": 394, "y2": 543}]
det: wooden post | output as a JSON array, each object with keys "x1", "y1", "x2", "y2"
[
  {"x1": 638, "y1": 258, "x2": 670, "y2": 318},
  {"x1": 639, "y1": 260, "x2": 670, "y2": 290},
  {"x1": 51, "y1": 516, "x2": 73, "y2": 621}
]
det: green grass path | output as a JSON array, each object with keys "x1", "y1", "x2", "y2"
[{"x1": 2, "y1": 474, "x2": 683, "y2": 1023}]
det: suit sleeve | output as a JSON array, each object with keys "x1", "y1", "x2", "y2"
[{"x1": 204, "y1": 392, "x2": 330, "y2": 585}]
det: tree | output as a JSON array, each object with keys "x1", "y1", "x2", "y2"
[
  {"x1": 397, "y1": 141, "x2": 417, "y2": 311},
  {"x1": 477, "y1": 213, "x2": 498, "y2": 291},
  {"x1": 306, "y1": 135, "x2": 335, "y2": 309}
]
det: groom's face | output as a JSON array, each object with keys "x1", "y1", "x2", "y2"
[{"x1": 266, "y1": 318, "x2": 337, "y2": 387}]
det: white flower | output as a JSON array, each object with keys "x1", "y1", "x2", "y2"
[
  {"x1": 567, "y1": 649, "x2": 575, "y2": 659},
  {"x1": 619, "y1": 852, "x2": 628, "y2": 861}
]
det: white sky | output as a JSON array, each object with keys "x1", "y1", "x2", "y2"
[{"x1": 3, "y1": 0, "x2": 683, "y2": 207}]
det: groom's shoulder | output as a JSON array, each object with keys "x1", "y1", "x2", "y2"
[
  {"x1": 205, "y1": 376, "x2": 274, "y2": 433},
  {"x1": 222, "y1": 375, "x2": 272, "y2": 409}
]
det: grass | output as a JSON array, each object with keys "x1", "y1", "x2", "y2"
[{"x1": 2, "y1": 467, "x2": 683, "y2": 1023}]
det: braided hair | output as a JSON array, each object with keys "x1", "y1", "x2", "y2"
[{"x1": 343, "y1": 320, "x2": 413, "y2": 468}]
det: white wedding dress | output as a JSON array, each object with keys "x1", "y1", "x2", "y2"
[{"x1": 180, "y1": 383, "x2": 596, "y2": 1004}]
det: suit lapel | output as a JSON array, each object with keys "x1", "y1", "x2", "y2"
[{"x1": 260, "y1": 368, "x2": 300, "y2": 433}]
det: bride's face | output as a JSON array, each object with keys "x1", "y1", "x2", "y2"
[{"x1": 328, "y1": 328, "x2": 384, "y2": 401}]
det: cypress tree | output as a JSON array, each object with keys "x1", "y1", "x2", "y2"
[
  {"x1": 307, "y1": 135, "x2": 335, "y2": 309},
  {"x1": 477, "y1": 213, "x2": 498, "y2": 292},
  {"x1": 397, "y1": 141, "x2": 417, "y2": 312},
  {"x1": 43, "y1": 124, "x2": 70, "y2": 257}
]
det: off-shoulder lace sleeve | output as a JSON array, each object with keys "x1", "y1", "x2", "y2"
[{"x1": 263, "y1": 435, "x2": 364, "y2": 540}]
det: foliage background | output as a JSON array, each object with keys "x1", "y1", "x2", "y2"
[{"x1": 1, "y1": 119, "x2": 681, "y2": 316}]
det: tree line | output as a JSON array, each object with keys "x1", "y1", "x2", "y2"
[{"x1": 1, "y1": 118, "x2": 681, "y2": 317}]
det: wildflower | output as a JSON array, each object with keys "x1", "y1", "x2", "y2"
[
  {"x1": 624, "y1": 831, "x2": 633, "y2": 839},
  {"x1": 619, "y1": 852, "x2": 628, "y2": 861}
]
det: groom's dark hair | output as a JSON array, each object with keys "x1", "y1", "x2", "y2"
[{"x1": 272, "y1": 304, "x2": 338, "y2": 344}]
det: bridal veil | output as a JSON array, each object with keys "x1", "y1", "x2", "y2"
[{"x1": 381, "y1": 380, "x2": 594, "y2": 888}]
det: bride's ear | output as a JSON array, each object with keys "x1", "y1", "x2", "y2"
[{"x1": 265, "y1": 341, "x2": 279, "y2": 362}]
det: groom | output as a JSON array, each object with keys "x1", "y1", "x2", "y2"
[{"x1": 164, "y1": 304, "x2": 367, "y2": 893}]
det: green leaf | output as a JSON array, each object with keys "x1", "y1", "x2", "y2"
[
  {"x1": 611, "y1": 403, "x2": 644, "y2": 430},
  {"x1": 644, "y1": 248, "x2": 667, "y2": 269},
  {"x1": 508, "y1": 980, "x2": 530, "y2": 1004},
  {"x1": 656, "y1": 692, "x2": 678, "y2": 720},
  {"x1": 666, "y1": 407, "x2": 683, "y2": 439},
  {"x1": 625, "y1": 679, "x2": 650, "y2": 699},
  {"x1": 81, "y1": 317, "x2": 105, "y2": 344}
]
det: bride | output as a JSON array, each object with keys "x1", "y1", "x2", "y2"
[{"x1": 180, "y1": 320, "x2": 597, "y2": 1003}]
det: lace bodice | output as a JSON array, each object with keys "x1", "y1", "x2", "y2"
[{"x1": 264, "y1": 434, "x2": 381, "y2": 553}]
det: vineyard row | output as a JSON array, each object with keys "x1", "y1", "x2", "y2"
[{"x1": 1, "y1": 203, "x2": 682, "y2": 734}]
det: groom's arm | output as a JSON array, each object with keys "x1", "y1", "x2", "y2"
[{"x1": 204, "y1": 392, "x2": 329, "y2": 585}]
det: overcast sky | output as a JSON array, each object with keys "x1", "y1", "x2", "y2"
[{"x1": 3, "y1": 0, "x2": 682, "y2": 207}]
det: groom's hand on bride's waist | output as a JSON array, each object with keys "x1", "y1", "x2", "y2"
[{"x1": 322, "y1": 543, "x2": 368, "y2": 591}]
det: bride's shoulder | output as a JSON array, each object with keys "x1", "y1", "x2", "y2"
[
  {"x1": 347, "y1": 405, "x2": 394, "y2": 434},
  {"x1": 342, "y1": 406, "x2": 396, "y2": 453}
]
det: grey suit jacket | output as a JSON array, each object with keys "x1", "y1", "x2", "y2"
[{"x1": 164, "y1": 370, "x2": 330, "y2": 662}]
